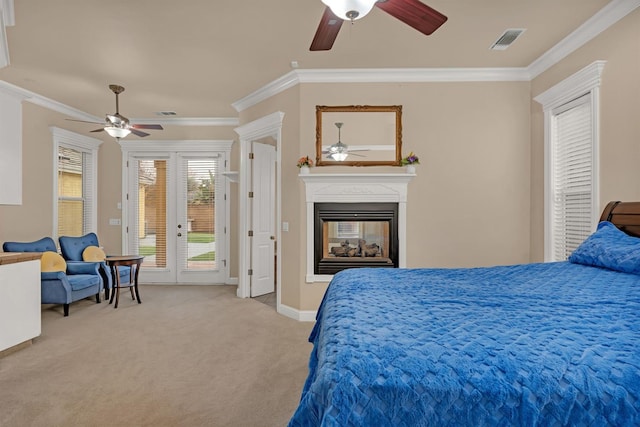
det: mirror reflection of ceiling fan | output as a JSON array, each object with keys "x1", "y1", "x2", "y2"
[
  {"x1": 323, "y1": 122, "x2": 368, "y2": 161},
  {"x1": 311, "y1": 0, "x2": 447, "y2": 51},
  {"x1": 67, "y1": 84, "x2": 164, "y2": 140}
]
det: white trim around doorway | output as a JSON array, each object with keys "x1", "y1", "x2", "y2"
[{"x1": 234, "y1": 112, "x2": 284, "y2": 312}]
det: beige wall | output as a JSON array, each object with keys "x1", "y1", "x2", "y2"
[
  {"x1": 530, "y1": 8, "x2": 640, "y2": 261},
  {"x1": 242, "y1": 80, "x2": 531, "y2": 311}
]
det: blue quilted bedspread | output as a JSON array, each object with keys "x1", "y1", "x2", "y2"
[{"x1": 289, "y1": 263, "x2": 640, "y2": 426}]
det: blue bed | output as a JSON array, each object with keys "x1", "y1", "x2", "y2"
[{"x1": 289, "y1": 219, "x2": 640, "y2": 426}]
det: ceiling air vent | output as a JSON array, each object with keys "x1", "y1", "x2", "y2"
[
  {"x1": 155, "y1": 111, "x2": 177, "y2": 116},
  {"x1": 490, "y1": 28, "x2": 526, "y2": 50}
]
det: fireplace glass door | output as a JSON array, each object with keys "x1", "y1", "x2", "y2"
[
  {"x1": 315, "y1": 202, "x2": 398, "y2": 275},
  {"x1": 324, "y1": 221, "x2": 389, "y2": 260}
]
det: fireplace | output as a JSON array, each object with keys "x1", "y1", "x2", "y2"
[
  {"x1": 314, "y1": 203, "x2": 399, "y2": 274},
  {"x1": 299, "y1": 173, "x2": 413, "y2": 283}
]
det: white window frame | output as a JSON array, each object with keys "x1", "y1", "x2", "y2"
[
  {"x1": 534, "y1": 61, "x2": 605, "y2": 261},
  {"x1": 51, "y1": 127, "x2": 102, "y2": 240}
]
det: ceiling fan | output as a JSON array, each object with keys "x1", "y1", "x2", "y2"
[
  {"x1": 322, "y1": 122, "x2": 367, "y2": 161},
  {"x1": 67, "y1": 84, "x2": 163, "y2": 139},
  {"x1": 310, "y1": 0, "x2": 447, "y2": 51}
]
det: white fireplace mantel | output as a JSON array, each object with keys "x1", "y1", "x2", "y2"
[{"x1": 300, "y1": 173, "x2": 414, "y2": 283}]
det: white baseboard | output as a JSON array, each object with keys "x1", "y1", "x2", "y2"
[
  {"x1": 226, "y1": 277, "x2": 238, "y2": 285},
  {"x1": 278, "y1": 303, "x2": 317, "y2": 322}
]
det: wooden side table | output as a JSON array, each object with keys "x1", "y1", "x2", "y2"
[{"x1": 105, "y1": 255, "x2": 144, "y2": 309}]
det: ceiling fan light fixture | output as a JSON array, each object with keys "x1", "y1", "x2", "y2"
[
  {"x1": 328, "y1": 121, "x2": 349, "y2": 161},
  {"x1": 330, "y1": 150, "x2": 349, "y2": 161},
  {"x1": 321, "y1": 0, "x2": 377, "y2": 21},
  {"x1": 328, "y1": 143, "x2": 349, "y2": 161},
  {"x1": 104, "y1": 126, "x2": 131, "y2": 139}
]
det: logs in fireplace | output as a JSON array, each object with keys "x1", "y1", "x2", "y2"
[{"x1": 314, "y1": 202, "x2": 399, "y2": 275}]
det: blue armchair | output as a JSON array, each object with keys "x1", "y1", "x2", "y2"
[
  {"x1": 2, "y1": 237, "x2": 101, "y2": 316},
  {"x1": 59, "y1": 233, "x2": 130, "y2": 300}
]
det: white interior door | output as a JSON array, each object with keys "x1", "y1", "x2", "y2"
[
  {"x1": 125, "y1": 148, "x2": 228, "y2": 284},
  {"x1": 250, "y1": 142, "x2": 276, "y2": 297}
]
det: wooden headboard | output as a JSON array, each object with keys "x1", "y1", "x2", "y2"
[{"x1": 600, "y1": 201, "x2": 640, "y2": 238}]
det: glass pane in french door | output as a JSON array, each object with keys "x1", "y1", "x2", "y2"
[
  {"x1": 137, "y1": 159, "x2": 168, "y2": 269},
  {"x1": 182, "y1": 159, "x2": 218, "y2": 271}
]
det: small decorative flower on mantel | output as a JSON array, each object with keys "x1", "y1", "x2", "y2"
[
  {"x1": 401, "y1": 152, "x2": 420, "y2": 174},
  {"x1": 297, "y1": 156, "x2": 313, "y2": 174},
  {"x1": 401, "y1": 152, "x2": 420, "y2": 166}
]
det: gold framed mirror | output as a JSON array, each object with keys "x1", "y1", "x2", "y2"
[{"x1": 315, "y1": 105, "x2": 402, "y2": 166}]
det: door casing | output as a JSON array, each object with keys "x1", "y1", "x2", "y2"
[{"x1": 235, "y1": 113, "x2": 284, "y2": 311}]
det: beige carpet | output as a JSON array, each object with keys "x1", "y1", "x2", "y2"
[{"x1": 0, "y1": 285, "x2": 314, "y2": 427}]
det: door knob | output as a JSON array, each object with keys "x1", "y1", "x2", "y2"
[
  {"x1": 178, "y1": 224, "x2": 182, "y2": 229},
  {"x1": 177, "y1": 233, "x2": 182, "y2": 237}
]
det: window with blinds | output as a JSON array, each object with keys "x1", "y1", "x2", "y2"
[
  {"x1": 550, "y1": 94, "x2": 594, "y2": 260},
  {"x1": 57, "y1": 145, "x2": 93, "y2": 237},
  {"x1": 534, "y1": 61, "x2": 604, "y2": 263},
  {"x1": 182, "y1": 158, "x2": 219, "y2": 270},
  {"x1": 134, "y1": 159, "x2": 168, "y2": 268},
  {"x1": 130, "y1": 157, "x2": 220, "y2": 271}
]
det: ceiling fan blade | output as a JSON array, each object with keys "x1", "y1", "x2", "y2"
[
  {"x1": 132, "y1": 124, "x2": 164, "y2": 130},
  {"x1": 130, "y1": 128, "x2": 150, "y2": 138},
  {"x1": 375, "y1": 0, "x2": 447, "y2": 36},
  {"x1": 90, "y1": 128, "x2": 105, "y2": 133},
  {"x1": 66, "y1": 118, "x2": 104, "y2": 125},
  {"x1": 310, "y1": 7, "x2": 344, "y2": 51}
]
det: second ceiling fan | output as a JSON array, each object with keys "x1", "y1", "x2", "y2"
[
  {"x1": 68, "y1": 84, "x2": 164, "y2": 139},
  {"x1": 310, "y1": 0, "x2": 447, "y2": 51}
]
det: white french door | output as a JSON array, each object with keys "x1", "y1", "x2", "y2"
[{"x1": 122, "y1": 142, "x2": 231, "y2": 284}]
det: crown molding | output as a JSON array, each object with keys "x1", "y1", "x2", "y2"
[
  {"x1": 232, "y1": 0, "x2": 638, "y2": 112},
  {"x1": 0, "y1": 80, "x2": 102, "y2": 122},
  {"x1": 28, "y1": 93, "x2": 103, "y2": 122},
  {"x1": 232, "y1": 67, "x2": 530, "y2": 112},
  {"x1": 131, "y1": 117, "x2": 239, "y2": 127},
  {"x1": 0, "y1": 80, "x2": 239, "y2": 127},
  {"x1": 1, "y1": 0, "x2": 14, "y2": 26},
  {"x1": 0, "y1": 80, "x2": 26, "y2": 99},
  {"x1": 0, "y1": 10, "x2": 9, "y2": 68},
  {"x1": 0, "y1": 1, "x2": 15, "y2": 69},
  {"x1": 528, "y1": 0, "x2": 640, "y2": 79},
  {"x1": 119, "y1": 139, "x2": 234, "y2": 153},
  {"x1": 232, "y1": 71, "x2": 300, "y2": 112},
  {"x1": 295, "y1": 67, "x2": 531, "y2": 83}
]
